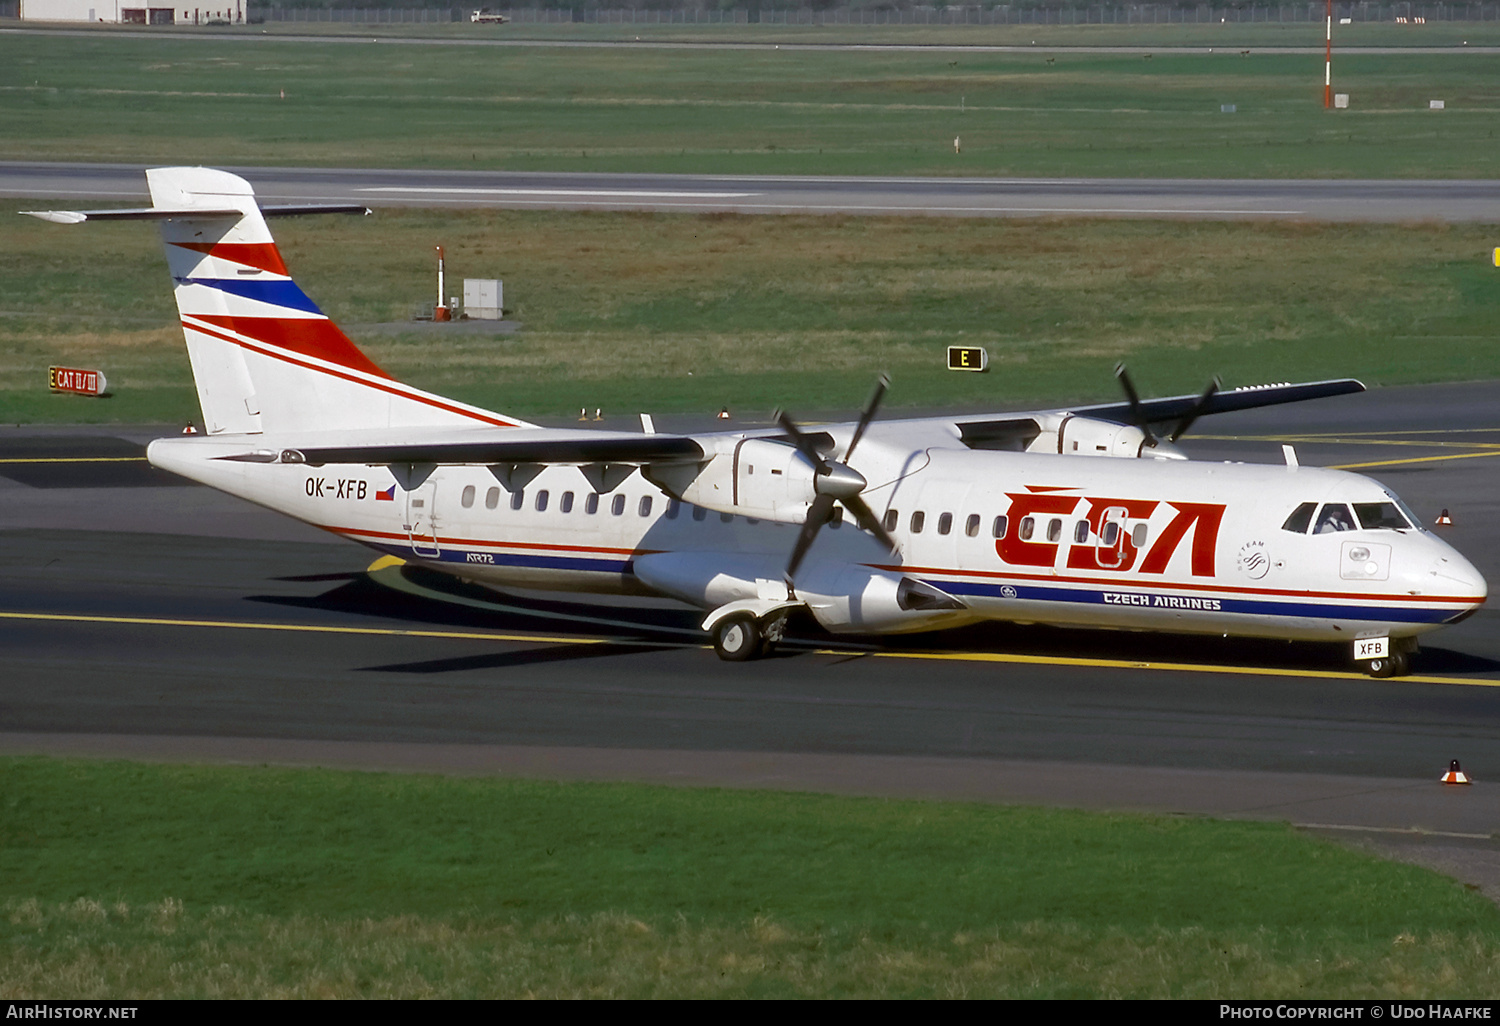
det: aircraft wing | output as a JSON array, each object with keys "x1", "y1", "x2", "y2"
[
  {"x1": 279, "y1": 433, "x2": 705, "y2": 467},
  {"x1": 952, "y1": 378, "x2": 1365, "y2": 443}
]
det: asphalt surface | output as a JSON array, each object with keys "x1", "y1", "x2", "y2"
[
  {"x1": 5, "y1": 161, "x2": 1500, "y2": 221},
  {"x1": 4, "y1": 380, "x2": 1500, "y2": 896},
  {"x1": 4, "y1": 26, "x2": 1498, "y2": 56}
]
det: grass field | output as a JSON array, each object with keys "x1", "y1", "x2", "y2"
[
  {"x1": 4, "y1": 206, "x2": 1499, "y2": 424},
  {"x1": 4, "y1": 756, "x2": 1500, "y2": 997},
  {"x1": 3, "y1": 30, "x2": 1500, "y2": 177}
]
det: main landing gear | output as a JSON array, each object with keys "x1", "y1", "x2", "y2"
[{"x1": 710, "y1": 611, "x2": 789, "y2": 662}]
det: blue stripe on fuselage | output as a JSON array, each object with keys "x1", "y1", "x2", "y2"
[{"x1": 941, "y1": 579, "x2": 1463, "y2": 626}]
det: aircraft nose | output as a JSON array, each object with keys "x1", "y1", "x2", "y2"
[{"x1": 1428, "y1": 550, "x2": 1488, "y2": 607}]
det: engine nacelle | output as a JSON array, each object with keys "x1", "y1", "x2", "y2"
[
  {"x1": 796, "y1": 566, "x2": 974, "y2": 634},
  {"x1": 1028, "y1": 415, "x2": 1187, "y2": 460},
  {"x1": 644, "y1": 437, "x2": 822, "y2": 523}
]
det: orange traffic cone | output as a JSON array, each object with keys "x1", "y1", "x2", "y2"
[
  {"x1": 182, "y1": 423, "x2": 198, "y2": 435},
  {"x1": 1441, "y1": 759, "x2": 1472, "y2": 785},
  {"x1": 1436, "y1": 509, "x2": 1454, "y2": 525},
  {"x1": 717, "y1": 406, "x2": 731, "y2": 420}
]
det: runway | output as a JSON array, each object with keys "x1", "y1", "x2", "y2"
[
  {"x1": 5, "y1": 161, "x2": 1499, "y2": 221},
  {"x1": 4, "y1": 380, "x2": 1500, "y2": 891}
]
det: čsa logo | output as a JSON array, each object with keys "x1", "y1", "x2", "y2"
[{"x1": 996, "y1": 489, "x2": 1225, "y2": 578}]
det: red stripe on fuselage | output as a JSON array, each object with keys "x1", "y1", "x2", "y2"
[
  {"x1": 170, "y1": 241, "x2": 290, "y2": 276},
  {"x1": 327, "y1": 524, "x2": 651, "y2": 556},
  {"x1": 183, "y1": 319, "x2": 520, "y2": 428},
  {"x1": 880, "y1": 561, "x2": 1482, "y2": 606}
]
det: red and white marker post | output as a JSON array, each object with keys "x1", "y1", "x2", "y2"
[{"x1": 1324, "y1": 0, "x2": 1333, "y2": 108}]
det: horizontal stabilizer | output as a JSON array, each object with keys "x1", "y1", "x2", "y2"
[
  {"x1": 22, "y1": 204, "x2": 370, "y2": 224},
  {"x1": 273, "y1": 433, "x2": 706, "y2": 467}
]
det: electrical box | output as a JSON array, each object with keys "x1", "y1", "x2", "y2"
[{"x1": 463, "y1": 278, "x2": 503, "y2": 320}]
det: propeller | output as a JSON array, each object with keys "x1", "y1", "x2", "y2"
[
  {"x1": 778, "y1": 375, "x2": 897, "y2": 584},
  {"x1": 1114, "y1": 364, "x2": 1221, "y2": 450},
  {"x1": 1169, "y1": 376, "x2": 1221, "y2": 442},
  {"x1": 1113, "y1": 363, "x2": 1158, "y2": 447}
]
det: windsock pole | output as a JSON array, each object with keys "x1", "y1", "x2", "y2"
[
  {"x1": 1325, "y1": 0, "x2": 1332, "y2": 108},
  {"x1": 434, "y1": 246, "x2": 450, "y2": 322}
]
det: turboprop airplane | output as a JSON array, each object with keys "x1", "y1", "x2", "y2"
[{"x1": 25, "y1": 167, "x2": 1487, "y2": 677}]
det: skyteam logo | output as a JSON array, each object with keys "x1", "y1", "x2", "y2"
[{"x1": 1236, "y1": 541, "x2": 1270, "y2": 580}]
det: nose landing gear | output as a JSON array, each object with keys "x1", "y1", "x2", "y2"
[{"x1": 1357, "y1": 637, "x2": 1417, "y2": 678}]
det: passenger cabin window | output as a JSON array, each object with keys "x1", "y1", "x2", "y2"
[
  {"x1": 692, "y1": 506, "x2": 707, "y2": 522},
  {"x1": 510, "y1": 489, "x2": 524, "y2": 511},
  {"x1": 1282, "y1": 501, "x2": 1316, "y2": 534},
  {"x1": 611, "y1": 494, "x2": 626, "y2": 516},
  {"x1": 830, "y1": 506, "x2": 843, "y2": 528},
  {"x1": 883, "y1": 509, "x2": 898, "y2": 532},
  {"x1": 535, "y1": 490, "x2": 549, "y2": 512},
  {"x1": 665, "y1": 499, "x2": 680, "y2": 520},
  {"x1": 639, "y1": 496, "x2": 653, "y2": 517},
  {"x1": 1314, "y1": 503, "x2": 1356, "y2": 534},
  {"x1": 561, "y1": 491, "x2": 574, "y2": 513},
  {"x1": 720, "y1": 512, "x2": 733, "y2": 523},
  {"x1": 992, "y1": 515, "x2": 1008, "y2": 539},
  {"x1": 1354, "y1": 502, "x2": 1411, "y2": 530},
  {"x1": 461, "y1": 485, "x2": 475, "y2": 509},
  {"x1": 910, "y1": 511, "x2": 925, "y2": 534},
  {"x1": 1101, "y1": 522, "x2": 1119, "y2": 546},
  {"x1": 937, "y1": 512, "x2": 952, "y2": 536},
  {"x1": 585, "y1": 493, "x2": 600, "y2": 515},
  {"x1": 1019, "y1": 517, "x2": 1035, "y2": 541},
  {"x1": 1131, "y1": 523, "x2": 1149, "y2": 549},
  {"x1": 1046, "y1": 518, "x2": 1062, "y2": 543},
  {"x1": 966, "y1": 514, "x2": 981, "y2": 538},
  {"x1": 1073, "y1": 520, "x2": 1090, "y2": 544},
  {"x1": 485, "y1": 487, "x2": 500, "y2": 510}
]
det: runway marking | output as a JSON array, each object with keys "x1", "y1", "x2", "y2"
[
  {"x1": 366, "y1": 196, "x2": 1304, "y2": 216},
  {"x1": 0, "y1": 610, "x2": 631, "y2": 648},
  {"x1": 853, "y1": 646, "x2": 1500, "y2": 686},
  {"x1": 3, "y1": 609, "x2": 1495, "y2": 688},
  {"x1": 1193, "y1": 432, "x2": 1500, "y2": 471},
  {"x1": 1330, "y1": 451, "x2": 1500, "y2": 471},
  {"x1": 0, "y1": 457, "x2": 145, "y2": 464},
  {"x1": 360, "y1": 187, "x2": 761, "y2": 199}
]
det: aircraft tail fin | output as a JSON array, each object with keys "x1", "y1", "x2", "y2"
[{"x1": 28, "y1": 167, "x2": 529, "y2": 436}]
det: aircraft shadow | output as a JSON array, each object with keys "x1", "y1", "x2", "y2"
[
  {"x1": 249, "y1": 572, "x2": 1500, "y2": 678},
  {"x1": 358, "y1": 642, "x2": 677, "y2": 675}
]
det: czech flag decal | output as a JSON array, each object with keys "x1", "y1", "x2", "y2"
[{"x1": 376, "y1": 484, "x2": 396, "y2": 501}]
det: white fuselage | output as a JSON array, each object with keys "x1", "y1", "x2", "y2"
[{"x1": 148, "y1": 424, "x2": 1487, "y2": 644}]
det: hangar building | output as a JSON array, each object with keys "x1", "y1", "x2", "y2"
[{"x1": 20, "y1": 0, "x2": 244, "y2": 24}]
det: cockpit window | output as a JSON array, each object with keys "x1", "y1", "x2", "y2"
[
  {"x1": 1313, "y1": 503, "x2": 1356, "y2": 534},
  {"x1": 1281, "y1": 502, "x2": 1316, "y2": 534},
  {"x1": 1353, "y1": 502, "x2": 1411, "y2": 530}
]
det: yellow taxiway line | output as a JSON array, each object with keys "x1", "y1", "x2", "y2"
[
  {"x1": 2, "y1": 609, "x2": 1495, "y2": 689},
  {"x1": 0, "y1": 457, "x2": 146, "y2": 464}
]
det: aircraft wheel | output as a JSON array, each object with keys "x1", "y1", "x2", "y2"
[
  {"x1": 712, "y1": 613, "x2": 763, "y2": 662},
  {"x1": 1366, "y1": 652, "x2": 1409, "y2": 678}
]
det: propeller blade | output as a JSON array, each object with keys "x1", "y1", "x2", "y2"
[
  {"x1": 1113, "y1": 363, "x2": 1157, "y2": 446},
  {"x1": 841, "y1": 494, "x2": 898, "y2": 555},
  {"x1": 845, "y1": 373, "x2": 889, "y2": 460},
  {"x1": 1169, "y1": 376, "x2": 1222, "y2": 442},
  {"x1": 786, "y1": 493, "x2": 837, "y2": 582},
  {"x1": 776, "y1": 409, "x2": 830, "y2": 473}
]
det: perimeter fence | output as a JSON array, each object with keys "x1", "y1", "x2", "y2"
[{"x1": 253, "y1": 4, "x2": 1500, "y2": 24}]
